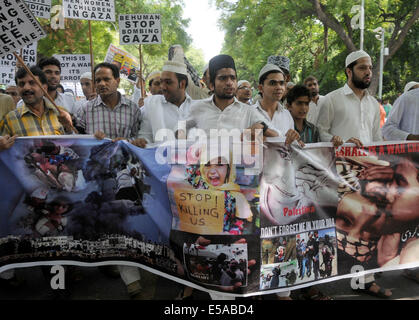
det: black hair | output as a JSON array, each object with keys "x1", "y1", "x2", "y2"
[
  {"x1": 303, "y1": 75, "x2": 318, "y2": 85},
  {"x1": 37, "y1": 57, "x2": 62, "y2": 72},
  {"x1": 259, "y1": 70, "x2": 282, "y2": 85},
  {"x1": 285, "y1": 84, "x2": 310, "y2": 105},
  {"x1": 15, "y1": 66, "x2": 48, "y2": 85},
  {"x1": 175, "y1": 73, "x2": 188, "y2": 89},
  {"x1": 345, "y1": 61, "x2": 357, "y2": 79},
  {"x1": 94, "y1": 62, "x2": 120, "y2": 79}
]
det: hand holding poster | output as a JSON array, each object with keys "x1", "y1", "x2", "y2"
[
  {"x1": 62, "y1": 0, "x2": 115, "y2": 21},
  {"x1": 119, "y1": 14, "x2": 162, "y2": 45},
  {"x1": 0, "y1": 0, "x2": 46, "y2": 58}
]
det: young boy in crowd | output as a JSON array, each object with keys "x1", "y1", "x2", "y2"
[{"x1": 286, "y1": 85, "x2": 321, "y2": 144}]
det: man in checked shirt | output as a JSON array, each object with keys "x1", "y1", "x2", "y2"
[
  {"x1": 74, "y1": 62, "x2": 146, "y2": 298},
  {"x1": 75, "y1": 62, "x2": 146, "y2": 147}
]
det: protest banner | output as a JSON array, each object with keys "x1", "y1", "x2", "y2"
[
  {"x1": 104, "y1": 44, "x2": 140, "y2": 83},
  {"x1": 53, "y1": 54, "x2": 91, "y2": 82},
  {"x1": 62, "y1": 0, "x2": 115, "y2": 22},
  {"x1": 0, "y1": 0, "x2": 46, "y2": 58},
  {"x1": 118, "y1": 14, "x2": 162, "y2": 45},
  {"x1": 24, "y1": 0, "x2": 51, "y2": 19},
  {"x1": 0, "y1": 42, "x2": 37, "y2": 85},
  {"x1": 0, "y1": 138, "x2": 417, "y2": 297}
]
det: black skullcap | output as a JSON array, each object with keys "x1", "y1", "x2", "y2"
[{"x1": 209, "y1": 54, "x2": 236, "y2": 84}]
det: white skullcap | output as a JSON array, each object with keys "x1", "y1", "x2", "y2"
[
  {"x1": 258, "y1": 63, "x2": 283, "y2": 83},
  {"x1": 80, "y1": 72, "x2": 92, "y2": 80},
  {"x1": 237, "y1": 80, "x2": 250, "y2": 88},
  {"x1": 30, "y1": 187, "x2": 48, "y2": 200},
  {"x1": 404, "y1": 81, "x2": 419, "y2": 93},
  {"x1": 345, "y1": 50, "x2": 371, "y2": 67},
  {"x1": 162, "y1": 60, "x2": 188, "y2": 76},
  {"x1": 146, "y1": 71, "x2": 161, "y2": 82}
]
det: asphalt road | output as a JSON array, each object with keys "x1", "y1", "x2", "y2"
[{"x1": 0, "y1": 265, "x2": 417, "y2": 300}]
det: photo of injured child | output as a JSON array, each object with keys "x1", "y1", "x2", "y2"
[
  {"x1": 335, "y1": 148, "x2": 419, "y2": 274},
  {"x1": 168, "y1": 144, "x2": 259, "y2": 235},
  {"x1": 183, "y1": 242, "x2": 248, "y2": 287}
]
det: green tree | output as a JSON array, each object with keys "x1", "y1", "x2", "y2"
[{"x1": 214, "y1": 0, "x2": 419, "y2": 98}]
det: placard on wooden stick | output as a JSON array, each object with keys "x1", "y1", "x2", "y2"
[
  {"x1": 0, "y1": 0, "x2": 46, "y2": 58},
  {"x1": 118, "y1": 14, "x2": 161, "y2": 45},
  {"x1": 62, "y1": 0, "x2": 115, "y2": 22}
]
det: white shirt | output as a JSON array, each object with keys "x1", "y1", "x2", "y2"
[
  {"x1": 316, "y1": 84, "x2": 382, "y2": 143},
  {"x1": 253, "y1": 100, "x2": 294, "y2": 137},
  {"x1": 138, "y1": 93, "x2": 193, "y2": 143},
  {"x1": 382, "y1": 88, "x2": 419, "y2": 141},
  {"x1": 132, "y1": 86, "x2": 143, "y2": 106},
  {"x1": 182, "y1": 96, "x2": 268, "y2": 137},
  {"x1": 17, "y1": 91, "x2": 77, "y2": 114},
  {"x1": 307, "y1": 95, "x2": 324, "y2": 124}
]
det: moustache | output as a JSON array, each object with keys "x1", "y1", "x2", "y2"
[{"x1": 23, "y1": 91, "x2": 35, "y2": 95}]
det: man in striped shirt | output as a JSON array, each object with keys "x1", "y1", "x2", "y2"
[
  {"x1": 0, "y1": 66, "x2": 73, "y2": 137},
  {"x1": 75, "y1": 62, "x2": 143, "y2": 145}
]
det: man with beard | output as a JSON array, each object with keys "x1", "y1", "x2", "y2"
[
  {"x1": 317, "y1": 50, "x2": 382, "y2": 147},
  {"x1": 178, "y1": 54, "x2": 278, "y2": 140},
  {"x1": 137, "y1": 57, "x2": 193, "y2": 145},
  {"x1": 32, "y1": 57, "x2": 77, "y2": 115},
  {"x1": 303, "y1": 76, "x2": 324, "y2": 125},
  {"x1": 317, "y1": 50, "x2": 390, "y2": 298}
]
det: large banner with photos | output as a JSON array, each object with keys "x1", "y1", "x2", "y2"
[{"x1": 0, "y1": 137, "x2": 417, "y2": 296}]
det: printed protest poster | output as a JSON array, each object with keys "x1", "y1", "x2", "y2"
[
  {"x1": 119, "y1": 14, "x2": 162, "y2": 45},
  {"x1": 0, "y1": 42, "x2": 38, "y2": 85},
  {"x1": 0, "y1": 0, "x2": 46, "y2": 58},
  {"x1": 259, "y1": 142, "x2": 339, "y2": 289},
  {"x1": 62, "y1": 0, "x2": 115, "y2": 22},
  {"x1": 53, "y1": 54, "x2": 91, "y2": 82},
  {"x1": 104, "y1": 44, "x2": 139, "y2": 83},
  {"x1": 183, "y1": 243, "x2": 248, "y2": 287},
  {"x1": 168, "y1": 142, "x2": 260, "y2": 236},
  {"x1": 334, "y1": 142, "x2": 419, "y2": 276},
  {"x1": 24, "y1": 0, "x2": 52, "y2": 19}
]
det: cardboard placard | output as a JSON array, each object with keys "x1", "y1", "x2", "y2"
[
  {"x1": 62, "y1": 0, "x2": 115, "y2": 22},
  {"x1": 24, "y1": 0, "x2": 51, "y2": 19},
  {"x1": 119, "y1": 14, "x2": 161, "y2": 45},
  {"x1": 53, "y1": 54, "x2": 91, "y2": 82},
  {"x1": 174, "y1": 188, "x2": 225, "y2": 235},
  {"x1": 0, "y1": 42, "x2": 37, "y2": 85},
  {"x1": 0, "y1": 0, "x2": 46, "y2": 58}
]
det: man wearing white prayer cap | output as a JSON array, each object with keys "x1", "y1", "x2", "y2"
[
  {"x1": 236, "y1": 80, "x2": 252, "y2": 104},
  {"x1": 138, "y1": 57, "x2": 194, "y2": 145},
  {"x1": 316, "y1": 49, "x2": 382, "y2": 147},
  {"x1": 404, "y1": 81, "x2": 419, "y2": 93},
  {"x1": 317, "y1": 50, "x2": 392, "y2": 299}
]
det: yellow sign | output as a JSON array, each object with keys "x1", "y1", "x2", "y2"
[{"x1": 174, "y1": 189, "x2": 225, "y2": 234}]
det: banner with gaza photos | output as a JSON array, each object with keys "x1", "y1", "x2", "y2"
[{"x1": 0, "y1": 137, "x2": 417, "y2": 297}]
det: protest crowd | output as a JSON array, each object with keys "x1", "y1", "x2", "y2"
[{"x1": 0, "y1": 1, "x2": 418, "y2": 301}]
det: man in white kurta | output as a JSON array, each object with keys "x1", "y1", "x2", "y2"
[
  {"x1": 316, "y1": 51, "x2": 382, "y2": 146},
  {"x1": 382, "y1": 86, "x2": 419, "y2": 141},
  {"x1": 138, "y1": 59, "x2": 193, "y2": 145}
]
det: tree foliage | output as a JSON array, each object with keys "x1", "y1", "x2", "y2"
[
  {"x1": 214, "y1": 0, "x2": 419, "y2": 100},
  {"x1": 36, "y1": 0, "x2": 196, "y2": 80}
]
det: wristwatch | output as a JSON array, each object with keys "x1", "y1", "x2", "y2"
[{"x1": 260, "y1": 121, "x2": 268, "y2": 134}]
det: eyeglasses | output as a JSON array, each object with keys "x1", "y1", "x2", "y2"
[{"x1": 238, "y1": 86, "x2": 252, "y2": 91}]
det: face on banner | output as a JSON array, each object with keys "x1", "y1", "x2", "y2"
[
  {"x1": 104, "y1": 45, "x2": 139, "y2": 83},
  {"x1": 335, "y1": 143, "x2": 419, "y2": 273}
]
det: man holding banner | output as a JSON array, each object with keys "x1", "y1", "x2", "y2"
[
  {"x1": 317, "y1": 50, "x2": 391, "y2": 299},
  {"x1": 0, "y1": 66, "x2": 73, "y2": 137}
]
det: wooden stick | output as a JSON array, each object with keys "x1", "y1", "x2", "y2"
[
  {"x1": 88, "y1": 20, "x2": 95, "y2": 93},
  {"x1": 13, "y1": 53, "x2": 78, "y2": 133},
  {"x1": 138, "y1": 44, "x2": 145, "y2": 98}
]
